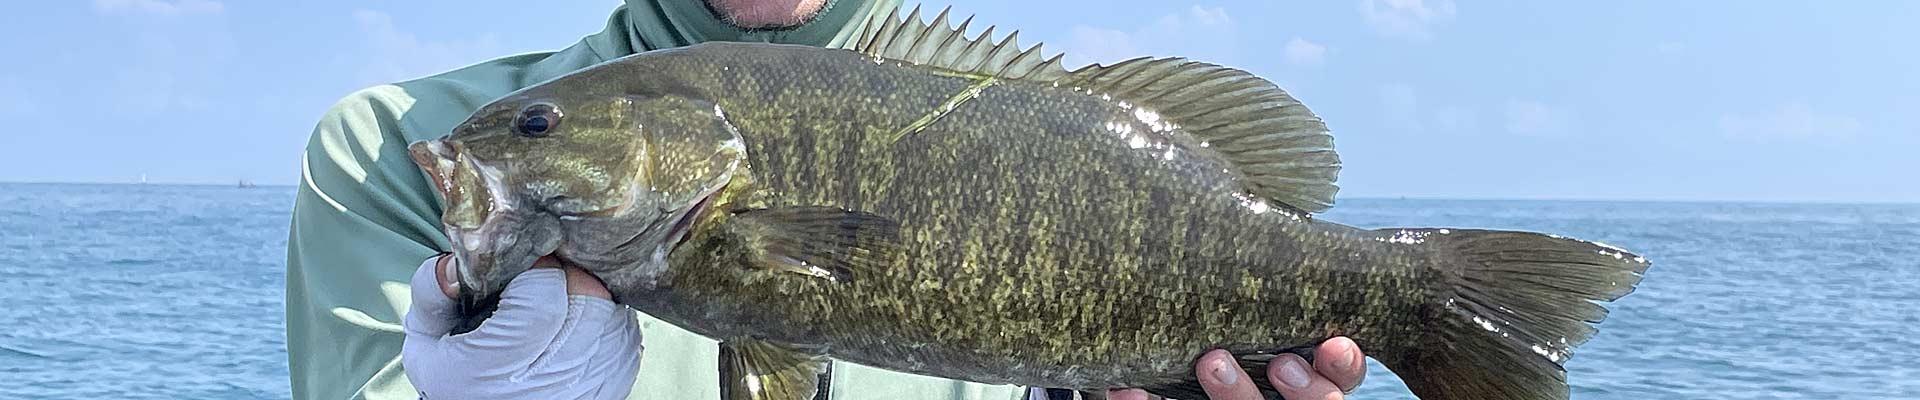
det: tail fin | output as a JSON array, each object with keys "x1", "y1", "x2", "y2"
[{"x1": 1380, "y1": 228, "x2": 1650, "y2": 400}]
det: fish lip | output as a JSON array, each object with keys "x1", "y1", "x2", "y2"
[
  {"x1": 407, "y1": 139, "x2": 461, "y2": 204},
  {"x1": 409, "y1": 139, "x2": 517, "y2": 301},
  {"x1": 409, "y1": 139, "x2": 474, "y2": 294}
]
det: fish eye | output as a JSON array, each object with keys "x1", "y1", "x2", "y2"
[{"x1": 514, "y1": 103, "x2": 562, "y2": 137}]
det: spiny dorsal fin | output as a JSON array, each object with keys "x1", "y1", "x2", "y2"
[
  {"x1": 853, "y1": 5, "x2": 1071, "y2": 81},
  {"x1": 853, "y1": 4, "x2": 1340, "y2": 213}
]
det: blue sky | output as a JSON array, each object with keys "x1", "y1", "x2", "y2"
[{"x1": 1, "y1": 0, "x2": 1914, "y2": 203}]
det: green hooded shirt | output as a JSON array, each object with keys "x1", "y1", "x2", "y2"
[{"x1": 285, "y1": 1, "x2": 1036, "y2": 399}]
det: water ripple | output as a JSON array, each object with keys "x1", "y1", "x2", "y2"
[{"x1": 4, "y1": 186, "x2": 1918, "y2": 399}]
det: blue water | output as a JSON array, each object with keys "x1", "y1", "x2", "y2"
[{"x1": 1, "y1": 182, "x2": 1916, "y2": 399}]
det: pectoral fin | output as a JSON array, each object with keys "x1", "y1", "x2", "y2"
[
  {"x1": 727, "y1": 206, "x2": 903, "y2": 283},
  {"x1": 718, "y1": 338, "x2": 832, "y2": 400}
]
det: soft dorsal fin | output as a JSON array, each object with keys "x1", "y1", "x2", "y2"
[
  {"x1": 852, "y1": 5, "x2": 1342, "y2": 213},
  {"x1": 1057, "y1": 58, "x2": 1341, "y2": 213}
]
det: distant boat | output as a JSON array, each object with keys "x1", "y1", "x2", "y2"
[
  {"x1": 140, "y1": 174, "x2": 148, "y2": 185},
  {"x1": 238, "y1": 179, "x2": 257, "y2": 189}
]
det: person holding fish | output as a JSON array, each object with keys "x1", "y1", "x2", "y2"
[{"x1": 293, "y1": 0, "x2": 1645, "y2": 399}]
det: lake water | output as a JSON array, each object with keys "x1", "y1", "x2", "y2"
[{"x1": 1, "y1": 182, "x2": 1915, "y2": 399}]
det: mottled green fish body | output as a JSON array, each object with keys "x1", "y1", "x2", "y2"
[
  {"x1": 410, "y1": 8, "x2": 1651, "y2": 400},
  {"x1": 625, "y1": 43, "x2": 1424, "y2": 384}
]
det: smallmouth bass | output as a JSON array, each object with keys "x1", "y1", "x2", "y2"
[{"x1": 407, "y1": 7, "x2": 1649, "y2": 400}]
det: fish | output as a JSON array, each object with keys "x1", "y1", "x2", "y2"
[{"x1": 405, "y1": 7, "x2": 1650, "y2": 400}]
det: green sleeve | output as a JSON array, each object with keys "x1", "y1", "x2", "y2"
[{"x1": 285, "y1": 85, "x2": 444, "y2": 400}]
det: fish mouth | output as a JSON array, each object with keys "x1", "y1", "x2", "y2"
[
  {"x1": 407, "y1": 138, "x2": 546, "y2": 306},
  {"x1": 407, "y1": 140, "x2": 461, "y2": 204}
]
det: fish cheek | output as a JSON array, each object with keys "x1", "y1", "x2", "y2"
[
  {"x1": 633, "y1": 96, "x2": 745, "y2": 201},
  {"x1": 558, "y1": 215, "x2": 653, "y2": 269},
  {"x1": 556, "y1": 213, "x2": 678, "y2": 297},
  {"x1": 514, "y1": 122, "x2": 649, "y2": 216}
]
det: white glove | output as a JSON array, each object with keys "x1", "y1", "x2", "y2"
[{"x1": 402, "y1": 255, "x2": 644, "y2": 400}]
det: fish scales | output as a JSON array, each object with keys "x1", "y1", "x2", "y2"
[
  {"x1": 614, "y1": 45, "x2": 1433, "y2": 387},
  {"x1": 412, "y1": 15, "x2": 1650, "y2": 398}
]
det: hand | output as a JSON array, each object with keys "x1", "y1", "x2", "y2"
[
  {"x1": 402, "y1": 254, "x2": 643, "y2": 400},
  {"x1": 1107, "y1": 337, "x2": 1367, "y2": 400}
]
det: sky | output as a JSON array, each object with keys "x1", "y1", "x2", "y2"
[{"x1": 1, "y1": 0, "x2": 1915, "y2": 203}]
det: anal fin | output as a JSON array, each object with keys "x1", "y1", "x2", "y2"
[{"x1": 718, "y1": 338, "x2": 833, "y2": 400}]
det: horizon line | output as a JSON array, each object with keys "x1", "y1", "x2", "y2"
[{"x1": 2, "y1": 180, "x2": 1914, "y2": 206}]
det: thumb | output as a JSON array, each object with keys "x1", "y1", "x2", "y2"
[{"x1": 404, "y1": 254, "x2": 461, "y2": 339}]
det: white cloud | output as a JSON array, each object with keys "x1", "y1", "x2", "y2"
[
  {"x1": 92, "y1": 0, "x2": 223, "y2": 17},
  {"x1": 1359, "y1": 0, "x2": 1456, "y2": 42},
  {"x1": 1504, "y1": 99, "x2": 1571, "y2": 136},
  {"x1": 347, "y1": 10, "x2": 504, "y2": 87},
  {"x1": 1061, "y1": 5, "x2": 1241, "y2": 68},
  {"x1": 1284, "y1": 37, "x2": 1327, "y2": 67},
  {"x1": 1718, "y1": 102, "x2": 1861, "y2": 140},
  {"x1": 1184, "y1": 5, "x2": 1232, "y2": 26}
]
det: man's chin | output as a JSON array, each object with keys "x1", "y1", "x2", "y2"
[{"x1": 704, "y1": 0, "x2": 830, "y2": 29}]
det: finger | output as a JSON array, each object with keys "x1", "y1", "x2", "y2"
[
  {"x1": 1267, "y1": 353, "x2": 1345, "y2": 400},
  {"x1": 532, "y1": 293, "x2": 623, "y2": 377},
  {"x1": 587, "y1": 301, "x2": 643, "y2": 363},
  {"x1": 435, "y1": 253, "x2": 462, "y2": 299},
  {"x1": 584, "y1": 307, "x2": 643, "y2": 400},
  {"x1": 552, "y1": 263, "x2": 629, "y2": 375},
  {"x1": 442, "y1": 267, "x2": 571, "y2": 363},
  {"x1": 1105, "y1": 388, "x2": 1154, "y2": 400},
  {"x1": 1312, "y1": 337, "x2": 1366, "y2": 393},
  {"x1": 554, "y1": 281, "x2": 634, "y2": 363},
  {"x1": 1194, "y1": 349, "x2": 1262, "y2": 400},
  {"x1": 404, "y1": 255, "x2": 461, "y2": 339},
  {"x1": 401, "y1": 255, "x2": 461, "y2": 385},
  {"x1": 562, "y1": 265, "x2": 613, "y2": 300}
]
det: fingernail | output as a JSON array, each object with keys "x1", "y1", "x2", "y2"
[
  {"x1": 1332, "y1": 340, "x2": 1357, "y2": 370},
  {"x1": 1210, "y1": 358, "x2": 1239, "y2": 385},
  {"x1": 437, "y1": 255, "x2": 462, "y2": 299},
  {"x1": 1276, "y1": 356, "x2": 1311, "y2": 389}
]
